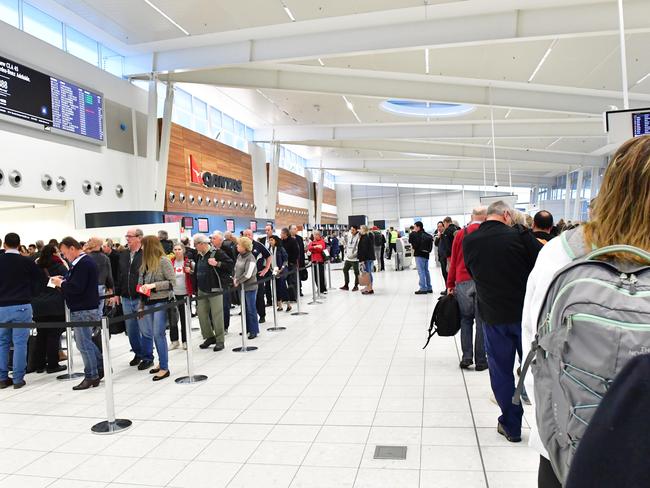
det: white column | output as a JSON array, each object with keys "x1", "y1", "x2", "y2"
[
  {"x1": 591, "y1": 167, "x2": 601, "y2": 198},
  {"x1": 315, "y1": 169, "x2": 324, "y2": 224},
  {"x1": 139, "y1": 75, "x2": 158, "y2": 209},
  {"x1": 573, "y1": 169, "x2": 584, "y2": 221},
  {"x1": 564, "y1": 170, "x2": 572, "y2": 220},
  {"x1": 267, "y1": 143, "x2": 280, "y2": 220},
  {"x1": 249, "y1": 143, "x2": 268, "y2": 219},
  {"x1": 155, "y1": 82, "x2": 174, "y2": 210}
]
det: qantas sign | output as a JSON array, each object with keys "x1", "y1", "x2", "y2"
[{"x1": 189, "y1": 154, "x2": 242, "y2": 193}]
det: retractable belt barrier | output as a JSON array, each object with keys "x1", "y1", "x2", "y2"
[{"x1": 0, "y1": 263, "x2": 317, "y2": 435}]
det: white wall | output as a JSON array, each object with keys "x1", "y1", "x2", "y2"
[
  {"x1": 0, "y1": 23, "x2": 154, "y2": 230},
  {"x1": 335, "y1": 183, "x2": 353, "y2": 224},
  {"x1": 0, "y1": 203, "x2": 75, "y2": 245}
]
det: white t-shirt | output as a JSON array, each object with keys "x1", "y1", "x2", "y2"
[{"x1": 172, "y1": 259, "x2": 188, "y2": 296}]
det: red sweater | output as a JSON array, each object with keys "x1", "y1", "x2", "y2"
[
  {"x1": 446, "y1": 222, "x2": 480, "y2": 290},
  {"x1": 308, "y1": 238, "x2": 326, "y2": 263}
]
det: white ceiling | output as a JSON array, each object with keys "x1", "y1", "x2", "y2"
[{"x1": 46, "y1": 0, "x2": 650, "y2": 186}]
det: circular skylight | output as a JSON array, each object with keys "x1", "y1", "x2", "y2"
[{"x1": 380, "y1": 100, "x2": 475, "y2": 118}]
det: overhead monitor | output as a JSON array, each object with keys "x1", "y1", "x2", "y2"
[
  {"x1": 0, "y1": 54, "x2": 104, "y2": 144},
  {"x1": 225, "y1": 219, "x2": 235, "y2": 232},
  {"x1": 632, "y1": 111, "x2": 650, "y2": 137},
  {"x1": 182, "y1": 217, "x2": 194, "y2": 229},
  {"x1": 197, "y1": 218, "x2": 209, "y2": 233},
  {"x1": 250, "y1": 220, "x2": 257, "y2": 232}
]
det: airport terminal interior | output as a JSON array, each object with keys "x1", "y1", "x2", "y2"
[{"x1": 0, "y1": 1, "x2": 650, "y2": 487}]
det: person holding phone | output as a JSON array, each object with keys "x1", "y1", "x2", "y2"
[{"x1": 169, "y1": 244, "x2": 194, "y2": 350}]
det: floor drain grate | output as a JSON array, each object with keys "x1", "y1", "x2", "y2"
[{"x1": 373, "y1": 445, "x2": 407, "y2": 460}]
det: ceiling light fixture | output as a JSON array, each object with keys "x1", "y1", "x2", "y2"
[
  {"x1": 317, "y1": 58, "x2": 325, "y2": 66},
  {"x1": 281, "y1": 1, "x2": 296, "y2": 21},
  {"x1": 342, "y1": 96, "x2": 362, "y2": 123},
  {"x1": 634, "y1": 72, "x2": 650, "y2": 86},
  {"x1": 528, "y1": 39, "x2": 558, "y2": 83},
  {"x1": 143, "y1": 0, "x2": 190, "y2": 36},
  {"x1": 424, "y1": 48, "x2": 430, "y2": 74},
  {"x1": 504, "y1": 109, "x2": 512, "y2": 119},
  {"x1": 547, "y1": 137, "x2": 562, "y2": 149}
]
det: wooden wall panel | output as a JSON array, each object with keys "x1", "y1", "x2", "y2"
[
  {"x1": 164, "y1": 123, "x2": 255, "y2": 217},
  {"x1": 275, "y1": 206, "x2": 309, "y2": 230},
  {"x1": 323, "y1": 188, "x2": 337, "y2": 207},
  {"x1": 277, "y1": 167, "x2": 309, "y2": 199}
]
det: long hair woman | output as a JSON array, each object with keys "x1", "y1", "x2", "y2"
[
  {"x1": 233, "y1": 237, "x2": 259, "y2": 339},
  {"x1": 522, "y1": 135, "x2": 650, "y2": 488},
  {"x1": 170, "y1": 243, "x2": 194, "y2": 350},
  {"x1": 138, "y1": 235, "x2": 175, "y2": 381}
]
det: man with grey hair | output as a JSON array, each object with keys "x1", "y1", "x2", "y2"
[
  {"x1": 158, "y1": 230, "x2": 173, "y2": 254},
  {"x1": 447, "y1": 206, "x2": 488, "y2": 371},
  {"x1": 463, "y1": 200, "x2": 542, "y2": 443},
  {"x1": 194, "y1": 233, "x2": 232, "y2": 351},
  {"x1": 210, "y1": 231, "x2": 234, "y2": 332}
]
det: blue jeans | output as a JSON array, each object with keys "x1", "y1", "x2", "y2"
[
  {"x1": 97, "y1": 285, "x2": 106, "y2": 317},
  {"x1": 244, "y1": 290, "x2": 259, "y2": 335},
  {"x1": 141, "y1": 304, "x2": 169, "y2": 370},
  {"x1": 0, "y1": 304, "x2": 32, "y2": 383},
  {"x1": 362, "y1": 260, "x2": 373, "y2": 284},
  {"x1": 455, "y1": 280, "x2": 486, "y2": 365},
  {"x1": 70, "y1": 309, "x2": 103, "y2": 379},
  {"x1": 121, "y1": 297, "x2": 143, "y2": 359},
  {"x1": 415, "y1": 256, "x2": 432, "y2": 291},
  {"x1": 483, "y1": 323, "x2": 524, "y2": 438}
]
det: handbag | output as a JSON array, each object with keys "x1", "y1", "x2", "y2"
[{"x1": 359, "y1": 270, "x2": 371, "y2": 287}]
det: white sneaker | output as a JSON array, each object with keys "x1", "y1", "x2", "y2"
[
  {"x1": 182, "y1": 343, "x2": 187, "y2": 350},
  {"x1": 169, "y1": 341, "x2": 180, "y2": 350}
]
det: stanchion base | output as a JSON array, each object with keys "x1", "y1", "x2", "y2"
[
  {"x1": 91, "y1": 419, "x2": 132, "y2": 435},
  {"x1": 232, "y1": 346, "x2": 258, "y2": 352},
  {"x1": 307, "y1": 301, "x2": 322, "y2": 305},
  {"x1": 267, "y1": 326, "x2": 287, "y2": 332},
  {"x1": 175, "y1": 375, "x2": 208, "y2": 384},
  {"x1": 291, "y1": 311, "x2": 309, "y2": 316},
  {"x1": 56, "y1": 372, "x2": 85, "y2": 381}
]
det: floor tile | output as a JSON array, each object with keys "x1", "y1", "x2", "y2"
[
  {"x1": 113, "y1": 458, "x2": 188, "y2": 486},
  {"x1": 266, "y1": 425, "x2": 321, "y2": 443},
  {"x1": 420, "y1": 445, "x2": 484, "y2": 471},
  {"x1": 18, "y1": 451, "x2": 88, "y2": 478},
  {"x1": 354, "y1": 468, "x2": 419, "y2": 488},
  {"x1": 227, "y1": 464, "x2": 298, "y2": 488},
  {"x1": 195, "y1": 439, "x2": 259, "y2": 463},
  {"x1": 0, "y1": 475, "x2": 55, "y2": 488},
  {"x1": 63, "y1": 454, "x2": 138, "y2": 483},
  {"x1": 290, "y1": 466, "x2": 357, "y2": 488},
  {"x1": 420, "y1": 470, "x2": 487, "y2": 488},
  {"x1": 316, "y1": 426, "x2": 370, "y2": 444},
  {"x1": 486, "y1": 470, "x2": 538, "y2": 487},
  {"x1": 248, "y1": 441, "x2": 311, "y2": 465},
  {"x1": 168, "y1": 460, "x2": 241, "y2": 488},
  {"x1": 302, "y1": 443, "x2": 366, "y2": 468},
  {"x1": 147, "y1": 437, "x2": 211, "y2": 461}
]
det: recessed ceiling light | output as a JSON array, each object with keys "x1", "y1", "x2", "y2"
[
  {"x1": 635, "y1": 72, "x2": 650, "y2": 86},
  {"x1": 424, "y1": 48, "x2": 430, "y2": 75},
  {"x1": 504, "y1": 109, "x2": 513, "y2": 119},
  {"x1": 342, "y1": 96, "x2": 362, "y2": 123},
  {"x1": 317, "y1": 58, "x2": 325, "y2": 66},
  {"x1": 528, "y1": 38, "x2": 558, "y2": 83},
  {"x1": 380, "y1": 100, "x2": 475, "y2": 118},
  {"x1": 143, "y1": 0, "x2": 190, "y2": 35}
]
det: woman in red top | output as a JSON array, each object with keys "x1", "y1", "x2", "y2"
[
  {"x1": 307, "y1": 230, "x2": 327, "y2": 293},
  {"x1": 170, "y1": 244, "x2": 194, "y2": 350}
]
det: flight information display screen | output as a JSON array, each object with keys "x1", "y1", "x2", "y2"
[
  {"x1": 632, "y1": 112, "x2": 650, "y2": 137},
  {"x1": 0, "y1": 55, "x2": 104, "y2": 143}
]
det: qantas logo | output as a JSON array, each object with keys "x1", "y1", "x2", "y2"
[{"x1": 189, "y1": 154, "x2": 243, "y2": 193}]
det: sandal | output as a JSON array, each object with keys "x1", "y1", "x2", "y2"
[{"x1": 152, "y1": 370, "x2": 170, "y2": 381}]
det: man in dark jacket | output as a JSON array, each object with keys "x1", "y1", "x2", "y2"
[
  {"x1": 259, "y1": 224, "x2": 279, "y2": 306},
  {"x1": 532, "y1": 210, "x2": 555, "y2": 244},
  {"x1": 290, "y1": 225, "x2": 306, "y2": 296},
  {"x1": 463, "y1": 201, "x2": 542, "y2": 443},
  {"x1": 0, "y1": 233, "x2": 42, "y2": 389},
  {"x1": 281, "y1": 228, "x2": 300, "y2": 302},
  {"x1": 102, "y1": 239, "x2": 120, "y2": 285},
  {"x1": 51, "y1": 236, "x2": 103, "y2": 391},
  {"x1": 158, "y1": 230, "x2": 174, "y2": 254},
  {"x1": 210, "y1": 231, "x2": 235, "y2": 334},
  {"x1": 438, "y1": 217, "x2": 458, "y2": 290},
  {"x1": 194, "y1": 233, "x2": 233, "y2": 351},
  {"x1": 110, "y1": 228, "x2": 144, "y2": 367},
  {"x1": 408, "y1": 221, "x2": 434, "y2": 295}
]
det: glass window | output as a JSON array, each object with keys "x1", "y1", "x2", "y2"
[
  {"x1": 66, "y1": 26, "x2": 98, "y2": 66},
  {"x1": 209, "y1": 107, "x2": 221, "y2": 134},
  {"x1": 221, "y1": 132, "x2": 233, "y2": 147},
  {"x1": 193, "y1": 97, "x2": 207, "y2": 120},
  {"x1": 246, "y1": 126, "x2": 254, "y2": 141},
  {"x1": 23, "y1": 3, "x2": 63, "y2": 49},
  {"x1": 222, "y1": 113, "x2": 234, "y2": 133},
  {"x1": 174, "y1": 88, "x2": 192, "y2": 113},
  {"x1": 194, "y1": 118, "x2": 208, "y2": 136},
  {"x1": 235, "y1": 120, "x2": 245, "y2": 139},
  {"x1": 0, "y1": 0, "x2": 19, "y2": 28},
  {"x1": 101, "y1": 45, "x2": 123, "y2": 78},
  {"x1": 172, "y1": 109, "x2": 192, "y2": 129}
]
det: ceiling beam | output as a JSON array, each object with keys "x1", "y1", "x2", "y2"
[
  {"x1": 255, "y1": 119, "x2": 604, "y2": 142},
  {"x1": 305, "y1": 159, "x2": 572, "y2": 172},
  {"x1": 125, "y1": 0, "x2": 650, "y2": 74},
  {"x1": 160, "y1": 64, "x2": 650, "y2": 115},
  {"x1": 300, "y1": 140, "x2": 604, "y2": 166},
  {"x1": 331, "y1": 171, "x2": 554, "y2": 186}
]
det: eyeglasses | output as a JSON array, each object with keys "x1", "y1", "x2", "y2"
[{"x1": 125, "y1": 234, "x2": 137, "y2": 239}]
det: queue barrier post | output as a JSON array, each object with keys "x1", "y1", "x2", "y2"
[
  {"x1": 291, "y1": 266, "x2": 308, "y2": 316},
  {"x1": 308, "y1": 264, "x2": 322, "y2": 305},
  {"x1": 267, "y1": 272, "x2": 286, "y2": 332},
  {"x1": 176, "y1": 295, "x2": 208, "y2": 384},
  {"x1": 57, "y1": 305, "x2": 84, "y2": 382},
  {"x1": 233, "y1": 287, "x2": 257, "y2": 353},
  {"x1": 326, "y1": 260, "x2": 333, "y2": 290},
  {"x1": 91, "y1": 316, "x2": 132, "y2": 435}
]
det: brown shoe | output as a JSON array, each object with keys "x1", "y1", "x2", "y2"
[
  {"x1": 339, "y1": 285, "x2": 349, "y2": 290},
  {"x1": 351, "y1": 286, "x2": 359, "y2": 292},
  {"x1": 0, "y1": 379, "x2": 13, "y2": 389},
  {"x1": 72, "y1": 378, "x2": 100, "y2": 391}
]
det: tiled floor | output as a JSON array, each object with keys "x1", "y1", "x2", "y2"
[{"x1": 0, "y1": 261, "x2": 539, "y2": 487}]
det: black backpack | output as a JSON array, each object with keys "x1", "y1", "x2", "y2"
[
  {"x1": 421, "y1": 232, "x2": 433, "y2": 253},
  {"x1": 423, "y1": 293, "x2": 461, "y2": 349}
]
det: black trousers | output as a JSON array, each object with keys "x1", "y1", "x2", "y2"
[
  {"x1": 33, "y1": 316, "x2": 64, "y2": 371},
  {"x1": 170, "y1": 295, "x2": 187, "y2": 343},
  {"x1": 387, "y1": 242, "x2": 397, "y2": 259},
  {"x1": 380, "y1": 246, "x2": 385, "y2": 271},
  {"x1": 314, "y1": 262, "x2": 327, "y2": 292},
  {"x1": 538, "y1": 456, "x2": 562, "y2": 488},
  {"x1": 264, "y1": 281, "x2": 272, "y2": 305},
  {"x1": 256, "y1": 280, "x2": 266, "y2": 319},
  {"x1": 223, "y1": 290, "x2": 231, "y2": 331},
  {"x1": 286, "y1": 265, "x2": 297, "y2": 302},
  {"x1": 440, "y1": 255, "x2": 448, "y2": 283}
]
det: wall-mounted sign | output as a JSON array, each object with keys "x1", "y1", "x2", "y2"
[
  {"x1": 189, "y1": 154, "x2": 242, "y2": 193},
  {"x1": 225, "y1": 219, "x2": 235, "y2": 232},
  {"x1": 197, "y1": 218, "x2": 209, "y2": 233},
  {"x1": 250, "y1": 220, "x2": 257, "y2": 232}
]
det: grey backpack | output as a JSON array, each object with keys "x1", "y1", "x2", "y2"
[{"x1": 515, "y1": 227, "x2": 650, "y2": 484}]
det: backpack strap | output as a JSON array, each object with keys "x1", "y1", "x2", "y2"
[
  {"x1": 513, "y1": 339, "x2": 537, "y2": 405},
  {"x1": 561, "y1": 226, "x2": 589, "y2": 260}
]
